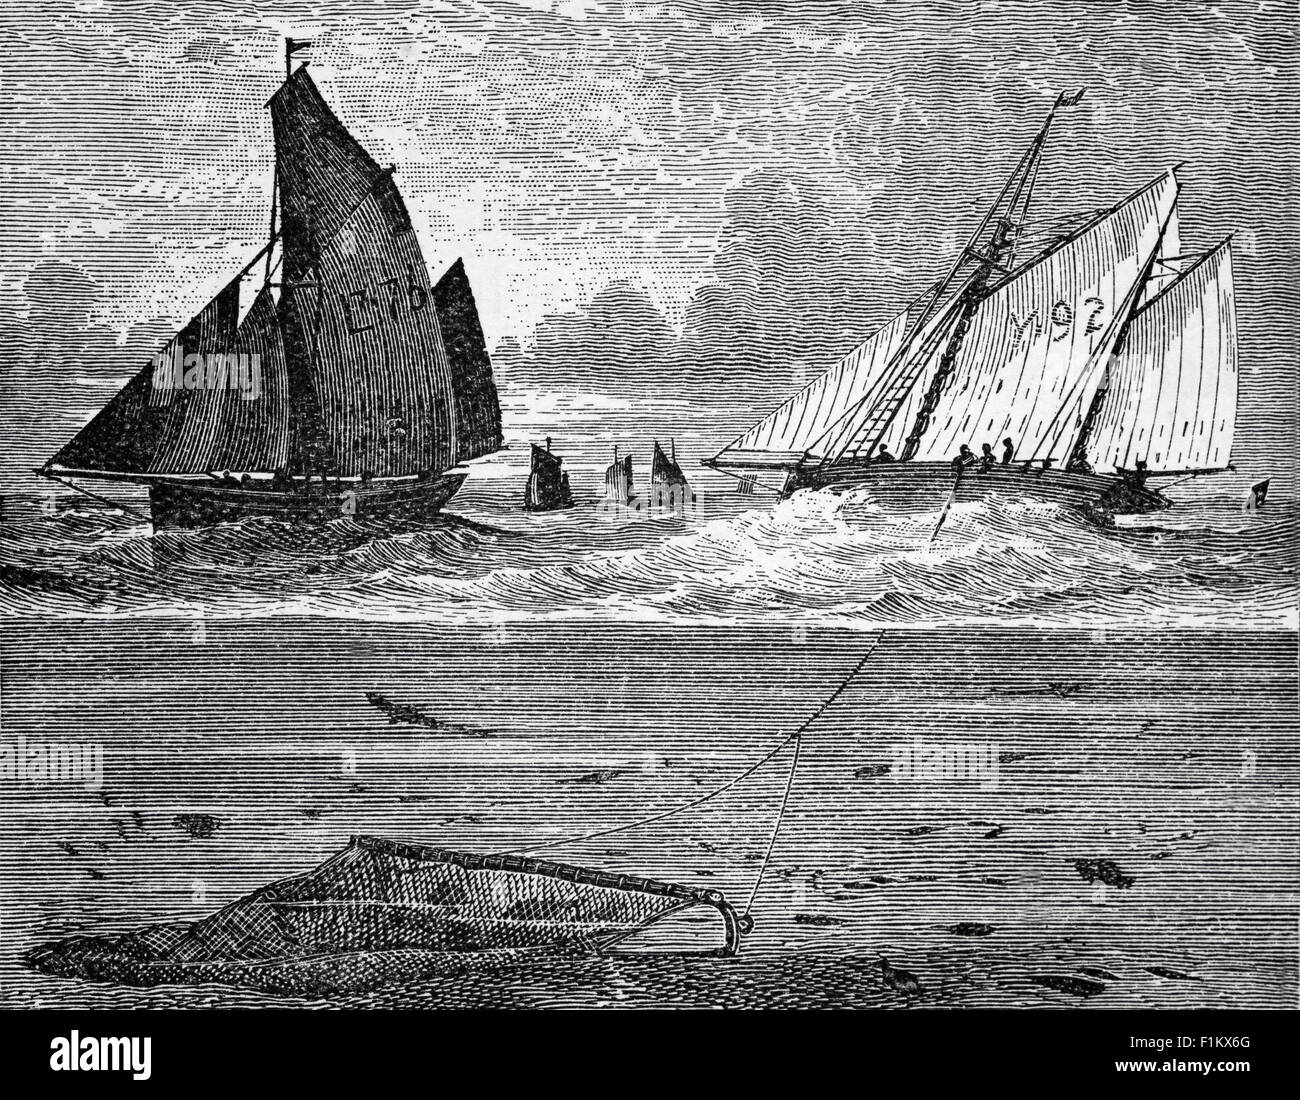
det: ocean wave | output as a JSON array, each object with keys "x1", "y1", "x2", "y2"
[{"x1": 0, "y1": 483, "x2": 1294, "y2": 626}]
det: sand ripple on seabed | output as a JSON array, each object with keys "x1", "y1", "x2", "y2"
[{"x1": 0, "y1": 487, "x2": 1294, "y2": 626}]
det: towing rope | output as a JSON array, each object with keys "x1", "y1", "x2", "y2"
[{"x1": 506, "y1": 634, "x2": 884, "y2": 917}]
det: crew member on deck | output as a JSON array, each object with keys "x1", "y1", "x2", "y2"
[
  {"x1": 979, "y1": 443, "x2": 995, "y2": 472},
  {"x1": 1123, "y1": 460, "x2": 1150, "y2": 489},
  {"x1": 952, "y1": 445, "x2": 976, "y2": 473},
  {"x1": 876, "y1": 446, "x2": 896, "y2": 463},
  {"x1": 1002, "y1": 437, "x2": 1014, "y2": 465}
]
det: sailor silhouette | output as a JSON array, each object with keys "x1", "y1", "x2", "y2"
[{"x1": 1124, "y1": 459, "x2": 1149, "y2": 488}]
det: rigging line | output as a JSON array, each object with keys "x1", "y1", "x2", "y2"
[
  {"x1": 744, "y1": 729, "x2": 802, "y2": 917},
  {"x1": 264, "y1": 164, "x2": 278, "y2": 287},
  {"x1": 853, "y1": 299, "x2": 966, "y2": 461},
  {"x1": 500, "y1": 737, "x2": 796, "y2": 857},
  {"x1": 39, "y1": 474, "x2": 151, "y2": 522},
  {"x1": 929, "y1": 464, "x2": 965, "y2": 543},
  {"x1": 503, "y1": 634, "x2": 885, "y2": 858}
]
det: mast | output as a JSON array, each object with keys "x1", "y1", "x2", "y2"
[
  {"x1": 809, "y1": 91, "x2": 1085, "y2": 470},
  {"x1": 264, "y1": 167, "x2": 278, "y2": 287},
  {"x1": 897, "y1": 93, "x2": 1074, "y2": 460}
]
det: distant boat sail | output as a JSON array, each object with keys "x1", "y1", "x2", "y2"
[
  {"x1": 650, "y1": 440, "x2": 689, "y2": 489},
  {"x1": 604, "y1": 447, "x2": 634, "y2": 505},
  {"x1": 524, "y1": 437, "x2": 573, "y2": 512},
  {"x1": 707, "y1": 91, "x2": 1239, "y2": 518},
  {"x1": 648, "y1": 440, "x2": 695, "y2": 510},
  {"x1": 42, "y1": 47, "x2": 502, "y2": 529}
]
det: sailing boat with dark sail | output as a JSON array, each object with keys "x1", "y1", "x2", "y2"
[
  {"x1": 524, "y1": 437, "x2": 573, "y2": 512},
  {"x1": 706, "y1": 91, "x2": 1238, "y2": 518},
  {"x1": 40, "y1": 47, "x2": 502, "y2": 529},
  {"x1": 648, "y1": 439, "x2": 695, "y2": 510},
  {"x1": 604, "y1": 447, "x2": 635, "y2": 505}
]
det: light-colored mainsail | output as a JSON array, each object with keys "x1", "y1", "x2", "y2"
[
  {"x1": 1085, "y1": 239, "x2": 1237, "y2": 474},
  {"x1": 870, "y1": 171, "x2": 1179, "y2": 465},
  {"x1": 712, "y1": 310, "x2": 910, "y2": 467}
]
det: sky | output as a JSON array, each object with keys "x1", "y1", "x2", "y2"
[{"x1": 1, "y1": 0, "x2": 1295, "y2": 483}]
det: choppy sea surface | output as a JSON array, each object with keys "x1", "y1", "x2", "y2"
[
  {"x1": 0, "y1": 622, "x2": 1294, "y2": 1009},
  {"x1": 0, "y1": 398, "x2": 1294, "y2": 626}
]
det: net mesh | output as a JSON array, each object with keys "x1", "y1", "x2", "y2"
[{"x1": 120, "y1": 839, "x2": 703, "y2": 965}]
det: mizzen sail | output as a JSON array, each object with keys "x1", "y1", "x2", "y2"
[{"x1": 434, "y1": 258, "x2": 503, "y2": 464}]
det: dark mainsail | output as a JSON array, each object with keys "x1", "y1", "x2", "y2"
[
  {"x1": 46, "y1": 55, "x2": 503, "y2": 529},
  {"x1": 271, "y1": 67, "x2": 459, "y2": 478}
]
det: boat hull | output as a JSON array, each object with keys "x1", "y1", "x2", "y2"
[
  {"x1": 789, "y1": 460, "x2": 1169, "y2": 518},
  {"x1": 148, "y1": 471, "x2": 467, "y2": 530}
]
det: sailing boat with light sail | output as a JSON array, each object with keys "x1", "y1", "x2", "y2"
[{"x1": 706, "y1": 91, "x2": 1238, "y2": 519}]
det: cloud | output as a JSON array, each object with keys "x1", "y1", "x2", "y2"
[{"x1": 495, "y1": 165, "x2": 904, "y2": 399}]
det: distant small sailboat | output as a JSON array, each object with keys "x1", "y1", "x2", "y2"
[
  {"x1": 648, "y1": 440, "x2": 695, "y2": 510},
  {"x1": 604, "y1": 447, "x2": 635, "y2": 505},
  {"x1": 524, "y1": 437, "x2": 573, "y2": 512}
]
